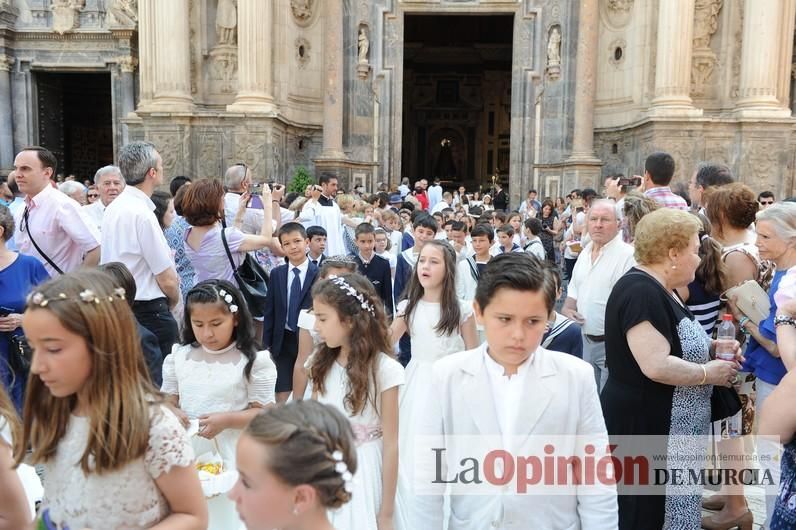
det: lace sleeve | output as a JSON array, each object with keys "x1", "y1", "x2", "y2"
[
  {"x1": 247, "y1": 351, "x2": 278, "y2": 406},
  {"x1": 160, "y1": 353, "x2": 178, "y2": 396},
  {"x1": 145, "y1": 405, "x2": 195, "y2": 480}
]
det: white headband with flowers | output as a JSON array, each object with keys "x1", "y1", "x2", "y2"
[
  {"x1": 29, "y1": 288, "x2": 126, "y2": 307},
  {"x1": 216, "y1": 288, "x2": 239, "y2": 313},
  {"x1": 328, "y1": 275, "x2": 375, "y2": 316}
]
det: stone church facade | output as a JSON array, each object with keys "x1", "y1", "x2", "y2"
[{"x1": 0, "y1": 0, "x2": 794, "y2": 206}]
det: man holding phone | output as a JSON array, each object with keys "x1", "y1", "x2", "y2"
[{"x1": 222, "y1": 163, "x2": 281, "y2": 236}]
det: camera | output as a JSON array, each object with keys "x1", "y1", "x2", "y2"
[{"x1": 618, "y1": 176, "x2": 642, "y2": 188}]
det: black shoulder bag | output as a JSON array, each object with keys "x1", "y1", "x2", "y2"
[
  {"x1": 220, "y1": 221, "x2": 269, "y2": 318},
  {"x1": 23, "y1": 206, "x2": 63, "y2": 274}
]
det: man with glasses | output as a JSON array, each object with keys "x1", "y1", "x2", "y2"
[
  {"x1": 12, "y1": 146, "x2": 100, "y2": 275},
  {"x1": 223, "y1": 162, "x2": 282, "y2": 236},
  {"x1": 82, "y1": 165, "x2": 125, "y2": 232},
  {"x1": 758, "y1": 190, "x2": 775, "y2": 209}
]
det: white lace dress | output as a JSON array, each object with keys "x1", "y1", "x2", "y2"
[
  {"x1": 40, "y1": 405, "x2": 193, "y2": 530},
  {"x1": 394, "y1": 299, "x2": 473, "y2": 530},
  {"x1": 314, "y1": 353, "x2": 405, "y2": 530},
  {"x1": 161, "y1": 343, "x2": 277, "y2": 530}
]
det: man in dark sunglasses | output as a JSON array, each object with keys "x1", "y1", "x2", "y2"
[{"x1": 758, "y1": 190, "x2": 775, "y2": 210}]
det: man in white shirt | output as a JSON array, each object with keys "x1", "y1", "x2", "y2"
[
  {"x1": 307, "y1": 174, "x2": 347, "y2": 256},
  {"x1": 100, "y1": 141, "x2": 180, "y2": 360},
  {"x1": 562, "y1": 200, "x2": 636, "y2": 390},
  {"x1": 82, "y1": 165, "x2": 125, "y2": 232},
  {"x1": 13, "y1": 146, "x2": 100, "y2": 275},
  {"x1": 427, "y1": 178, "x2": 443, "y2": 211},
  {"x1": 431, "y1": 191, "x2": 452, "y2": 214},
  {"x1": 223, "y1": 163, "x2": 282, "y2": 235}
]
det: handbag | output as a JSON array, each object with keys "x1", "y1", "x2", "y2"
[
  {"x1": 220, "y1": 222, "x2": 269, "y2": 318},
  {"x1": 722, "y1": 280, "x2": 770, "y2": 325},
  {"x1": 710, "y1": 385, "x2": 742, "y2": 422},
  {"x1": 8, "y1": 333, "x2": 33, "y2": 374}
]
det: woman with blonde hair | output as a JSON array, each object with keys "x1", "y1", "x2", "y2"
[{"x1": 602, "y1": 207, "x2": 741, "y2": 529}]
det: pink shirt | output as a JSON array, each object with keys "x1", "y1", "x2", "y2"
[{"x1": 13, "y1": 185, "x2": 100, "y2": 275}]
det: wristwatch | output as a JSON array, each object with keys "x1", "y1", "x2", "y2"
[{"x1": 774, "y1": 314, "x2": 796, "y2": 328}]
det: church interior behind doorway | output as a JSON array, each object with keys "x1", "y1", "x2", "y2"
[{"x1": 401, "y1": 14, "x2": 513, "y2": 192}]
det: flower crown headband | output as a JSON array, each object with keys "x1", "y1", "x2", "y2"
[
  {"x1": 327, "y1": 275, "x2": 375, "y2": 316},
  {"x1": 28, "y1": 288, "x2": 127, "y2": 307},
  {"x1": 216, "y1": 288, "x2": 239, "y2": 313},
  {"x1": 331, "y1": 450, "x2": 354, "y2": 494}
]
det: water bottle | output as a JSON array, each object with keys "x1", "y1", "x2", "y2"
[{"x1": 716, "y1": 314, "x2": 736, "y2": 361}]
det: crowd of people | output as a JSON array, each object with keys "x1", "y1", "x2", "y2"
[{"x1": 0, "y1": 143, "x2": 795, "y2": 530}]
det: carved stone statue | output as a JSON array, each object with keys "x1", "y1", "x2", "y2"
[
  {"x1": 216, "y1": 0, "x2": 237, "y2": 46},
  {"x1": 357, "y1": 27, "x2": 369, "y2": 64},
  {"x1": 547, "y1": 27, "x2": 561, "y2": 67},
  {"x1": 107, "y1": 0, "x2": 136, "y2": 27},
  {"x1": 290, "y1": 0, "x2": 313, "y2": 23},
  {"x1": 51, "y1": 0, "x2": 84, "y2": 34}
]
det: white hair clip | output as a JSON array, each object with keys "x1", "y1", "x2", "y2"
[
  {"x1": 216, "y1": 288, "x2": 239, "y2": 313},
  {"x1": 327, "y1": 276, "x2": 375, "y2": 316},
  {"x1": 331, "y1": 450, "x2": 354, "y2": 493}
]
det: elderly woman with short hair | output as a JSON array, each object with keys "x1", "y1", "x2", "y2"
[
  {"x1": 0, "y1": 205, "x2": 48, "y2": 411},
  {"x1": 601, "y1": 208, "x2": 741, "y2": 530}
]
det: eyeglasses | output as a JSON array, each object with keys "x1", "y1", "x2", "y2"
[{"x1": 88, "y1": 193, "x2": 99, "y2": 198}]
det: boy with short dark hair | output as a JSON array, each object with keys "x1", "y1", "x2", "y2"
[
  {"x1": 456, "y1": 224, "x2": 493, "y2": 302},
  {"x1": 263, "y1": 222, "x2": 318, "y2": 402},
  {"x1": 523, "y1": 217, "x2": 546, "y2": 261},
  {"x1": 496, "y1": 225, "x2": 521, "y2": 254},
  {"x1": 352, "y1": 222, "x2": 394, "y2": 316},
  {"x1": 413, "y1": 253, "x2": 616, "y2": 529},
  {"x1": 306, "y1": 225, "x2": 327, "y2": 267}
]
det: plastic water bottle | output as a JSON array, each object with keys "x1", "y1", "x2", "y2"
[{"x1": 716, "y1": 314, "x2": 736, "y2": 361}]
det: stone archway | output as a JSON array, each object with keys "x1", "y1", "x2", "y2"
[{"x1": 376, "y1": 0, "x2": 543, "y2": 206}]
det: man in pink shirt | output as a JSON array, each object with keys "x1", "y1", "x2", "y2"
[{"x1": 13, "y1": 146, "x2": 100, "y2": 275}]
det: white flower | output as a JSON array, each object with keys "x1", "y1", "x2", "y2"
[
  {"x1": 332, "y1": 450, "x2": 343, "y2": 461},
  {"x1": 229, "y1": 304, "x2": 239, "y2": 313},
  {"x1": 224, "y1": 294, "x2": 233, "y2": 304},
  {"x1": 79, "y1": 289, "x2": 95, "y2": 302},
  {"x1": 335, "y1": 461, "x2": 347, "y2": 473}
]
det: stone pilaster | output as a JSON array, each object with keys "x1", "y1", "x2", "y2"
[
  {"x1": 136, "y1": 0, "x2": 193, "y2": 112},
  {"x1": 564, "y1": 0, "x2": 602, "y2": 186},
  {"x1": 317, "y1": 0, "x2": 346, "y2": 161},
  {"x1": 649, "y1": 0, "x2": 702, "y2": 117},
  {"x1": 118, "y1": 56, "x2": 137, "y2": 117},
  {"x1": 734, "y1": 0, "x2": 792, "y2": 117},
  {"x1": 0, "y1": 55, "x2": 14, "y2": 171},
  {"x1": 227, "y1": 0, "x2": 276, "y2": 113}
]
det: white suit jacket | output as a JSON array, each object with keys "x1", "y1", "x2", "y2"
[{"x1": 410, "y1": 344, "x2": 618, "y2": 530}]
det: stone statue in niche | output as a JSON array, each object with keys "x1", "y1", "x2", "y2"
[
  {"x1": 547, "y1": 26, "x2": 561, "y2": 67},
  {"x1": 216, "y1": 0, "x2": 237, "y2": 46},
  {"x1": 107, "y1": 0, "x2": 136, "y2": 27},
  {"x1": 51, "y1": 0, "x2": 84, "y2": 34},
  {"x1": 357, "y1": 27, "x2": 369, "y2": 64}
]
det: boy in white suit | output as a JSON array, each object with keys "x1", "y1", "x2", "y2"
[{"x1": 410, "y1": 252, "x2": 618, "y2": 529}]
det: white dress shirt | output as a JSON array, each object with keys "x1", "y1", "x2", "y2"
[
  {"x1": 13, "y1": 185, "x2": 100, "y2": 275},
  {"x1": 82, "y1": 201, "x2": 106, "y2": 233},
  {"x1": 100, "y1": 186, "x2": 175, "y2": 301},
  {"x1": 568, "y1": 233, "x2": 636, "y2": 335},
  {"x1": 483, "y1": 347, "x2": 532, "y2": 450},
  {"x1": 285, "y1": 257, "x2": 310, "y2": 331}
]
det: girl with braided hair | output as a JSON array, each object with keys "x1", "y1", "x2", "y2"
[
  {"x1": 309, "y1": 273, "x2": 404, "y2": 530},
  {"x1": 229, "y1": 400, "x2": 357, "y2": 530}
]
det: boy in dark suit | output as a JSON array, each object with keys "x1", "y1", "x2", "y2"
[
  {"x1": 352, "y1": 222, "x2": 394, "y2": 316},
  {"x1": 263, "y1": 222, "x2": 318, "y2": 402},
  {"x1": 306, "y1": 225, "x2": 327, "y2": 267}
]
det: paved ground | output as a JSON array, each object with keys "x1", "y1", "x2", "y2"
[{"x1": 702, "y1": 485, "x2": 767, "y2": 529}]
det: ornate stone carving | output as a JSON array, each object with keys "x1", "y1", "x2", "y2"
[
  {"x1": 295, "y1": 37, "x2": 311, "y2": 68},
  {"x1": 51, "y1": 0, "x2": 85, "y2": 34},
  {"x1": 107, "y1": 0, "x2": 136, "y2": 27},
  {"x1": 209, "y1": 45, "x2": 237, "y2": 94},
  {"x1": 693, "y1": 0, "x2": 723, "y2": 49},
  {"x1": 731, "y1": 0, "x2": 744, "y2": 99},
  {"x1": 0, "y1": 55, "x2": 14, "y2": 72},
  {"x1": 216, "y1": 0, "x2": 237, "y2": 46},
  {"x1": 691, "y1": 0, "x2": 723, "y2": 98},
  {"x1": 151, "y1": 134, "x2": 183, "y2": 177},
  {"x1": 197, "y1": 134, "x2": 222, "y2": 179},
  {"x1": 742, "y1": 141, "x2": 780, "y2": 191},
  {"x1": 546, "y1": 25, "x2": 561, "y2": 81},
  {"x1": 357, "y1": 27, "x2": 369, "y2": 64},
  {"x1": 117, "y1": 55, "x2": 137, "y2": 73},
  {"x1": 235, "y1": 136, "x2": 265, "y2": 177},
  {"x1": 290, "y1": 0, "x2": 314, "y2": 26},
  {"x1": 603, "y1": 0, "x2": 634, "y2": 28},
  {"x1": 608, "y1": 38, "x2": 627, "y2": 67}
]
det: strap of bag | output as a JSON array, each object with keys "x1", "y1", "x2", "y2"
[
  {"x1": 23, "y1": 206, "x2": 64, "y2": 274},
  {"x1": 219, "y1": 218, "x2": 238, "y2": 273}
]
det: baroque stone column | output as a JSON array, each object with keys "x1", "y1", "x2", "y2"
[
  {"x1": 563, "y1": 0, "x2": 601, "y2": 188},
  {"x1": 0, "y1": 55, "x2": 14, "y2": 170},
  {"x1": 318, "y1": 0, "x2": 345, "y2": 160},
  {"x1": 649, "y1": 0, "x2": 702, "y2": 116},
  {"x1": 118, "y1": 56, "x2": 137, "y2": 117},
  {"x1": 734, "y1": 0, "x2": 792, "y2": 117},
  {"x1": 227, "y1": 0, "x2": 276, "y2": 113},
  {"x1": 137, "y1": 0, "x2": 192, "y2": 112}
]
